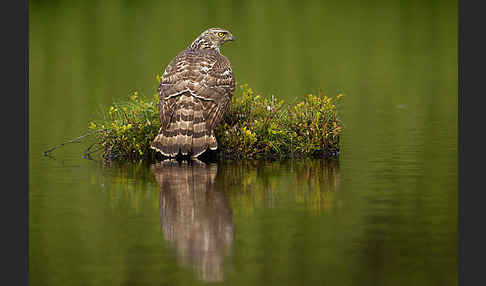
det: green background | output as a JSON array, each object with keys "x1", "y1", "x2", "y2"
[{"x1": 29, "y1": 0, "x2": 457, "y2": 285}]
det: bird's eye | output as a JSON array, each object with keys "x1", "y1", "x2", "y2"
[{"x1": 218, "y1": 32, "x2": 225, "y2": 38}]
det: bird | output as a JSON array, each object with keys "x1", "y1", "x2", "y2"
[{"x1": 151, "y1": 28, "x2": 235, "y2": 158}]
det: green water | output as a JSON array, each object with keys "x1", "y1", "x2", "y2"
[{"x1": 29, "y1": 0, "x2": 457, "y2": 285}]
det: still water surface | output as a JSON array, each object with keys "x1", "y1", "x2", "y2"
[{"x1": 30, "y1": 0, "x2": 457, "y2": 285}]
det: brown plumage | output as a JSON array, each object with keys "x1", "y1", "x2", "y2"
[{"x1": 151, "y1": 28, "x2": 235, "y2": 158}]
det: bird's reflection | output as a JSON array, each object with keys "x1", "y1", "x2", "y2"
[{"x1": 151, "y1": 159, "x2": 234, "y2": 282}]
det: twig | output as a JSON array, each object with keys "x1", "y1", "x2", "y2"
[
  {"x1": 82, "y1": 150, "x2": 104, "y2": 164},
  {"x1": 83, "y1": 141, "x2": 99, "y2": 154},
  {"x1": 43, "y1": 130, "x2": 100, "y2": 156},
  {"x1": 83, "y1": 146, "x2": 104, "y2": 156}
]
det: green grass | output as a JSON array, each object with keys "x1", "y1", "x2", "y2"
[{"x1": 87, "y1": 83, "x2": 344, "y2": 161}]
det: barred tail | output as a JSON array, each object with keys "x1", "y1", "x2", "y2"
[{"x1": 150, "y1": 93, "x2": 218, "y2": 158}]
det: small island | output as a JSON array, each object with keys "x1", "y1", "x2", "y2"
[{"x1": 86, "y1": 81, "x2": 344, "y2": 161}]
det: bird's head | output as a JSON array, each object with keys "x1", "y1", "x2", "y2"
[{"x1": 190, "y1": 28, "x2": 235, "y2": 51}]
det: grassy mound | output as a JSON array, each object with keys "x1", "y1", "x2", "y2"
[{"x1": 88, "y1": 84, "x2": 344, "y2": 161}]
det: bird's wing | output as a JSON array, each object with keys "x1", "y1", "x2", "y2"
[
  {"x1": 197, "y1": 52, "x2": 235, "y2": 130},
  {"x1": 158, "y1": 50, "x2": 191, "y2": 130},
  {"x1": 158, "y1": 49, "x2": 234, "y2": 131}
]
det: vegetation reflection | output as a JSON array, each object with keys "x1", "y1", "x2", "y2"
[
  {"x1": 218, "y1": 159, "x2": 340, "y2": 216},
  {"x1": 98, "y1": 158, "x2": 341, "y2": 282}
]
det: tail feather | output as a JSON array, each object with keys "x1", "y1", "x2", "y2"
[
  {"x1": 150, "y1": 92, "x2": 218, "y2": 158},
  {"x1": 208, "y1": 131, "x2": 217, "y2": 150}
]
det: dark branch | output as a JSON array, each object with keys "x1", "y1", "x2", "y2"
[{"x1": 43, "y1": 130, "x2": 101, "y2": 156}]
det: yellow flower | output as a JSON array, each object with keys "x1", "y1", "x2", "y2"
[{"x1": 109, "y1": 106, "x2": 118, "y2": 116}]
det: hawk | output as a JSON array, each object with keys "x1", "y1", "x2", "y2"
[{"x1": 151, "y1": 28, "x2": 235, "y2": 158}]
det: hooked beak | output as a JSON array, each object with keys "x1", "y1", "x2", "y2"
[{"x1": 229, "y1": 34, "x2": 235, "y2": 41}]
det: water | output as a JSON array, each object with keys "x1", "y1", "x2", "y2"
[{"x1": 29, "y1": 0, "x2": 457, "y2": 285}]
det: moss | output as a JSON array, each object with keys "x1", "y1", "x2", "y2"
[
  {"x1": 88, "y1": 91, "x2": 160, "y2": 160},
  {"x1": 88, "y1": 83, "x2": 344, "y2": 161},
  {"x1": 216, "y1": 84, "x2": 343, "y2": 159}
]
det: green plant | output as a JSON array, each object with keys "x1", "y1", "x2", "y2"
[{"x1": 87, "y1": 83, "x2": 344, "y2": 161}]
